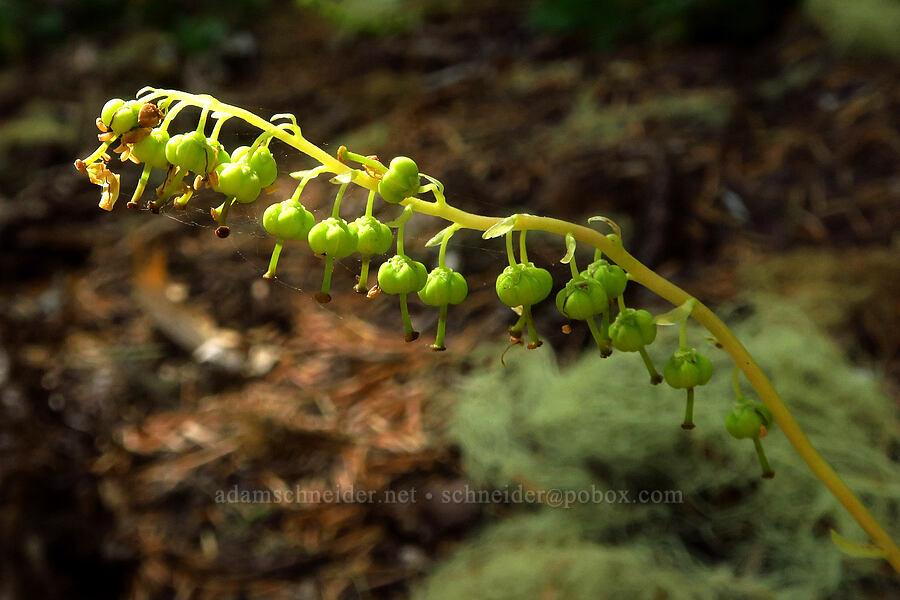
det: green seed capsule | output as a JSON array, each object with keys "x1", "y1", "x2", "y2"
[
  {"x1": 209, "y1": 139, "x2": 231, "y2": 167},
  {"x1": 609, "y1": 308, "x2": 657, "y2": 352},
  {"x1": 165, "y1": 131, "x2": 219, "y2": 174},
  {"x1": 378, "y1": 156, "x2": 420, "y2": 204},
  {"x1": 664, "y1": 348, "x2": 713, "y2": 389},
  {"x1": 263, "y1": 199, "x2": 315, "y2": 240},
  {"x1": 419, "y1": 265, "x2": 467, "y2": 351},
  {"x1": 581, "y1": 259, "x2": 627, "y2": 299},
  {"x1": 348, "y1": 215, "x2": 393, "y2": 256},
  {"x1": 555, "y1": 275, "x2": 608, "y2": 320},
  {"x1": 214, "y1": 162, "x2": 261, "y2": 204},
  {"x1": 101, "y1": 99, "x2": 125, "y2": 128},
  {"x1": 725, "y1": 403, "x2": 772, "y2": 440},
  {"x1": 378, "y1": 255, "x2": 428, "y2": 295},
  {"x1": 418, "y1": 266, "x2": 468, "y2": 306},
  {"x1": 130, "y1": 128, "x2": 170, "y2": 169},
  {"x1": 495, "y1": 263, "x2": 553, "y2": 308},
  {"x1": 307, "y1": 217, "x2": 357, "y2": 258},
  {"x1": 232, "y1": 145, "x2": 278, "y2": 187},
  {"x1": 101, "y1": 99, "x2": 141, "y2": 134}
]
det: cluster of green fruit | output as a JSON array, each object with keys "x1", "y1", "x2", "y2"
[
  {"x1": 76, "y1": 98, "x2": 470, "y2": 351},
  {"x1": 71, "y1": 90, "x2": 900, "y2": 565},
  {"x1": 493, "y1": 227, "x2": 773, "y2": 475},
  {"x1": 76, "y1": 95, "x2": 774, "y2": 475},
  {"x1": 262, "y1": 156, "x2": 467, "y2": 352},
  {"x1": 78, "y1": 97, "x2": 279, "y2": 237}
]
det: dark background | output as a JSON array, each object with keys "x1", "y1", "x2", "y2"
[{"x1": 1, "y1": 1, "x2": 898, "y2": 598}]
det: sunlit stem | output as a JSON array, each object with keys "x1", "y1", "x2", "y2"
[
  {"x1": 522, "y1": 304, "x2": 540, "y2": 348},
  {"x1": 212, "y1": 197, "x2": 234, "y2": 225},
  {"x1": 638, "y1": 346, "x2": 662, "y2": 384},
  {"x1": 519, "y1": 230, "x2": 529, "y2": 263},
  {"x1": 249, "y1": 130, "x2": 274, "y2": 154},
  {"x1": 433, "y1": 304, "x2": 449, "y2": 350},
  {"x1": 129, "y1": 164, "x2": 153, "y2": 207},
  {"x1": 682, "y1": 388, "x2": 695, "y2": 430},
  {"x1": 135, "y1": 86, "x2": 156, "y2": 101},
  {"x1": 196, "y1": 103, "x2": 211, "y2": 134},
  {"x1": 421, "y1": 173, "x2": 443, "y2": 192},
  {"x1": 85, "y1": 140, "x2": 113, "y2": 164},
  {"x1": 594, "y1": 247, "x2": 603, "y2": 261},
  {"x1": 271, "y1": 122, "x2": 298, "y2": 137},
  {"x1": 356, "y1": 258, "x2": 371, "y2": 293},
  {"x1": 154, "y1": 95, "x2": 173, "y2": 111},
  {"x1": 210, "y1": 115, "x2": 231, "y2": 141},
  {"x1": 269, "y1": 113, "x2": 301, "y2": 138},
  {"x1": 733, "y1": 366, "x2": 746, "y2": 402},
  {"x1": 321, "y1": 255, "x2": 334, "y2": 296},
  {"x1": 439, "y1": 230, "x2": 452, "y2": 269},
  {"x1": 343, "y1": 150, "x2": 387, "y2": 174},
  {"x1": 505, "y1": 231, "x2": 516, "y2": 267},
  {"x1": 509, "y1": 314, "x2": 525, "y2": 339},
  {"x1": 617, "y1": 294, "x2": 627, "y2": 313},
  {"x1": 397, "y1": 221, "x2": 406, "y2": 257},
  {"x1": 290, "y1": 167, "x2": 327, "y2": 202},
  {"x1": 160, "y1": 101, "x2": 187, "y2": 132},
  {"x1": 586, "y1": 315, "x2": 605, "y2": 346},
  {"x1": 173, "y1": 189, "x2": 193, "y2": 209},
  {"x1": 422, "y1": 175, "x2": 446, "y2": 205},
  {"x1": 418, "y1": 183, "x2": 438, "y2": 196},
  {"x1": 568, "y1": 254, "x2": 579, "y2": 279},
  {"x1": 399, "y1": 295, "x2": 415, "y2": 339},
  {"x1": 332, "y1": 182, "x2": 349, "y2": 219},
  {"x1": 289, "y1": 183, "x2": 305, "y2": 203},
  {"x1": 263, "y1": 238, "x2": 285, "y2": 280},
  {"x1": 754, "y1": 437, "x2": 775, "y2": 478},
  {"x1": 364, "y1": 189, "x2": 376, "y2": 217}
]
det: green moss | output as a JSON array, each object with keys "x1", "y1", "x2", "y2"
[
  {"x1": 296, "y1": 0, "x2": 416, "y2": 35},
  {"x1": 556, "y1": 88, "x2": 734, "y2": 151},
  {"x1": 416, "y1": 512, "x2": 773, "y2": 600},
  {"x1": 0, "y1": 102, "x2": 78, "y2": 150},
  {"x1": 806, "y1": 0, "x2": 900, "y2": 58},
  {"x1": 419, "y1": 300, "x2": 899, "y2": 598}
]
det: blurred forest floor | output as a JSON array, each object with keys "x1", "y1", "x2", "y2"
[{"x1": 0, "y1": 2, "x2": 898, "y2": 599}]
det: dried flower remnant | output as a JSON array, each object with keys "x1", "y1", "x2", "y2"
[{"x1": 82, "y1": 160, "x2": 121, "y2": 211}]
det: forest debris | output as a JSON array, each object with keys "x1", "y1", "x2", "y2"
[{"x1": 132, "y1": 246, "x2": 245, "y2": 373}]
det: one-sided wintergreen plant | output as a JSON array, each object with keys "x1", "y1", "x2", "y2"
[{"x1": 74, "y1": 88, "x2": 900, "y2": 573}]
